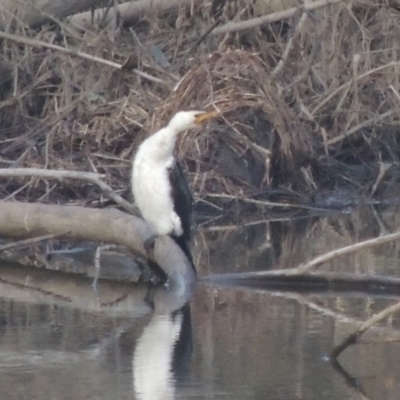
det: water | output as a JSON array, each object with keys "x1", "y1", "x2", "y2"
[{"x1": 1, "y1": 206, "x2": 400, "y2": 399}]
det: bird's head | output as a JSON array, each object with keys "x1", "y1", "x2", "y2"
[{"x1": 167, "y1": 110, "x2": 219, "y2": 133}]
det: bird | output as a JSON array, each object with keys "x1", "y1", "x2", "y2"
[
  {"x1": 133, "y1": 300, "x2": 193, "y2": 400},
  {"x1": 132, "y1": 110, "x2": 218, "y2": 273}
]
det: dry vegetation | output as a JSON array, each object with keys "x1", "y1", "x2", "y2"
[{"x1": 1, "y1": 0, "x2": 400, "y2": 221}]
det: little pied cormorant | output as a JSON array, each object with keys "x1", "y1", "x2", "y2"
[{"x1": 132, "y1": 110, "x2": 218, "y2": 270}]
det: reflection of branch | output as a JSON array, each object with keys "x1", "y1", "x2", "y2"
[
  {"x1": 274, "y1": 291, "x2": 400, "y2": 341},
  {"x1": 0, "y1": 168, "x2": 136, "y2": 214},
  {"x1": 0, "y1": 261, "x2": 151, "y2": 314},
  {"x1": 208, "y1": 269, "x2": 400, "y2": 296},
  {"x1": 332, "y1": 300, "x2": 400, "y2": 358},
  {"x1": 330, "y1": 358, "x2": 370, "y2": 400}
]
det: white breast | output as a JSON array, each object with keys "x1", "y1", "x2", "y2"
[{"x1": 132, "y1": 136, "x2": 183, "y2": 236}]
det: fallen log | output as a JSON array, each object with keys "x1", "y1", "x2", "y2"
[{"x1": 0, "y1": 201, "x2": 194, "y2": 282}]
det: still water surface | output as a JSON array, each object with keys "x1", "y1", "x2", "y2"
[{"x1": 1, "y1": 207, "x2": 400, "y2": 399}]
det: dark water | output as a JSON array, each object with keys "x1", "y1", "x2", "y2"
[{"x1": 1, "y1": 206, "x2": 400, "y2": 399}]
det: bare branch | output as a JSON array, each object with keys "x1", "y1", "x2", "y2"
[
  {"x1": 0, "y1": 168, "x2": 136, "y2": 215},
  {"x1": 295, "y1": 230, "x2": 400, "y2": 274},
  {"x1": 326, "y1": 111, "x2": 393, "y2": 146},
  {"x1": 211, "y1": 0, "x2": 343, "y2": 35},
  {"x1": 272, "y1": 2, "x2": 311, "y2": 78},
  {"x1": 212, "y1": 230, "x2": 400, "y2": 278}
]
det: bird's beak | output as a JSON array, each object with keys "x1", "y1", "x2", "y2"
[{"x1": 194, "y1": 110, "x2": 219, "y2": 125}]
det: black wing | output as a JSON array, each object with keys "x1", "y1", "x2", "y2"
[{"x1": 168, "y1": 160, "x2": 193, "y2": 243}]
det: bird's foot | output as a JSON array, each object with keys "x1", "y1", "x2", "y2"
[
  {"x1": 144, "y1": 235, "x2": 157, "y2": 260},
  {"x1": 144, "y1": 235, "x2": 168, "y2": 284}
]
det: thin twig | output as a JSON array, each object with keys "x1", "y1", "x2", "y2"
[
  {"x1": 284, "y1": 35, "x2": 322, "y2": 90},
  {"x1": 211, "y1": 0, "x2": 343, "y2": 35},
  {"x1": 0, "y1": 168, "x2": 136, "y2": 215},
  {"x1": 0, "y1": 31, "x2": 165, "y2": 85},
  {"x1": 3, "y1": 180, "x2": 32, "y2": 201},
  {"x1": 272, "y1": 2, "x2": 311, "y2": 77},
  {"x1": 198, "y1": 216, "x2": 295, "y2": 231},
  {"x1": 204, "y1": 192, "x2": 318, "y2": 211},
  {"x1": 191, "y1": 17, "x2": 221, "y2": 52},
  {"x1": 326, "y1": 110, "x2": 393, "y2": 146},
  {"x1": 219, "y1": 115, "x2": 273, "y2": 159},
  {"x1": 0, "y1": 233, "x2": 67, "y2": 252},
  {"x1": 351, "y1": 54, "x2": 361, "y2": 126},
  {"x1": 370, "y1": 162, "x2": 392, "y2": 198}
]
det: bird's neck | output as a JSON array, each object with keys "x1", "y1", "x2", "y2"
[{"x1": 149, "y1": 127, "x2": 178, "y2": 163}]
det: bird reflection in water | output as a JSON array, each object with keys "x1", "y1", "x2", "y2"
[{"x1": 133, "y1": 271, "x2": 195, "y2": 400}]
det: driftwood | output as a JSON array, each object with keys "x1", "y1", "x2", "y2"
[
  {"x1": 70, "y1": 0, "x2": 192, "y2": 30},
  {"x1": 0, "y1": 0, "x2": 104, "y2": 29},
  {"x1": 0, "y1": 0, "x2": 194, "y2": 30},
  {"x1": 212, "y1": 0, "x2": 341, "y2": 35},
  {"x1": 0, "y1": 201, "x2": 194, "y2": 281}
]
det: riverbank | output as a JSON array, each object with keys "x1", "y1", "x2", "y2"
[{"x1": 1, "y1": 1, "x2": 399, "y2": 217}]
